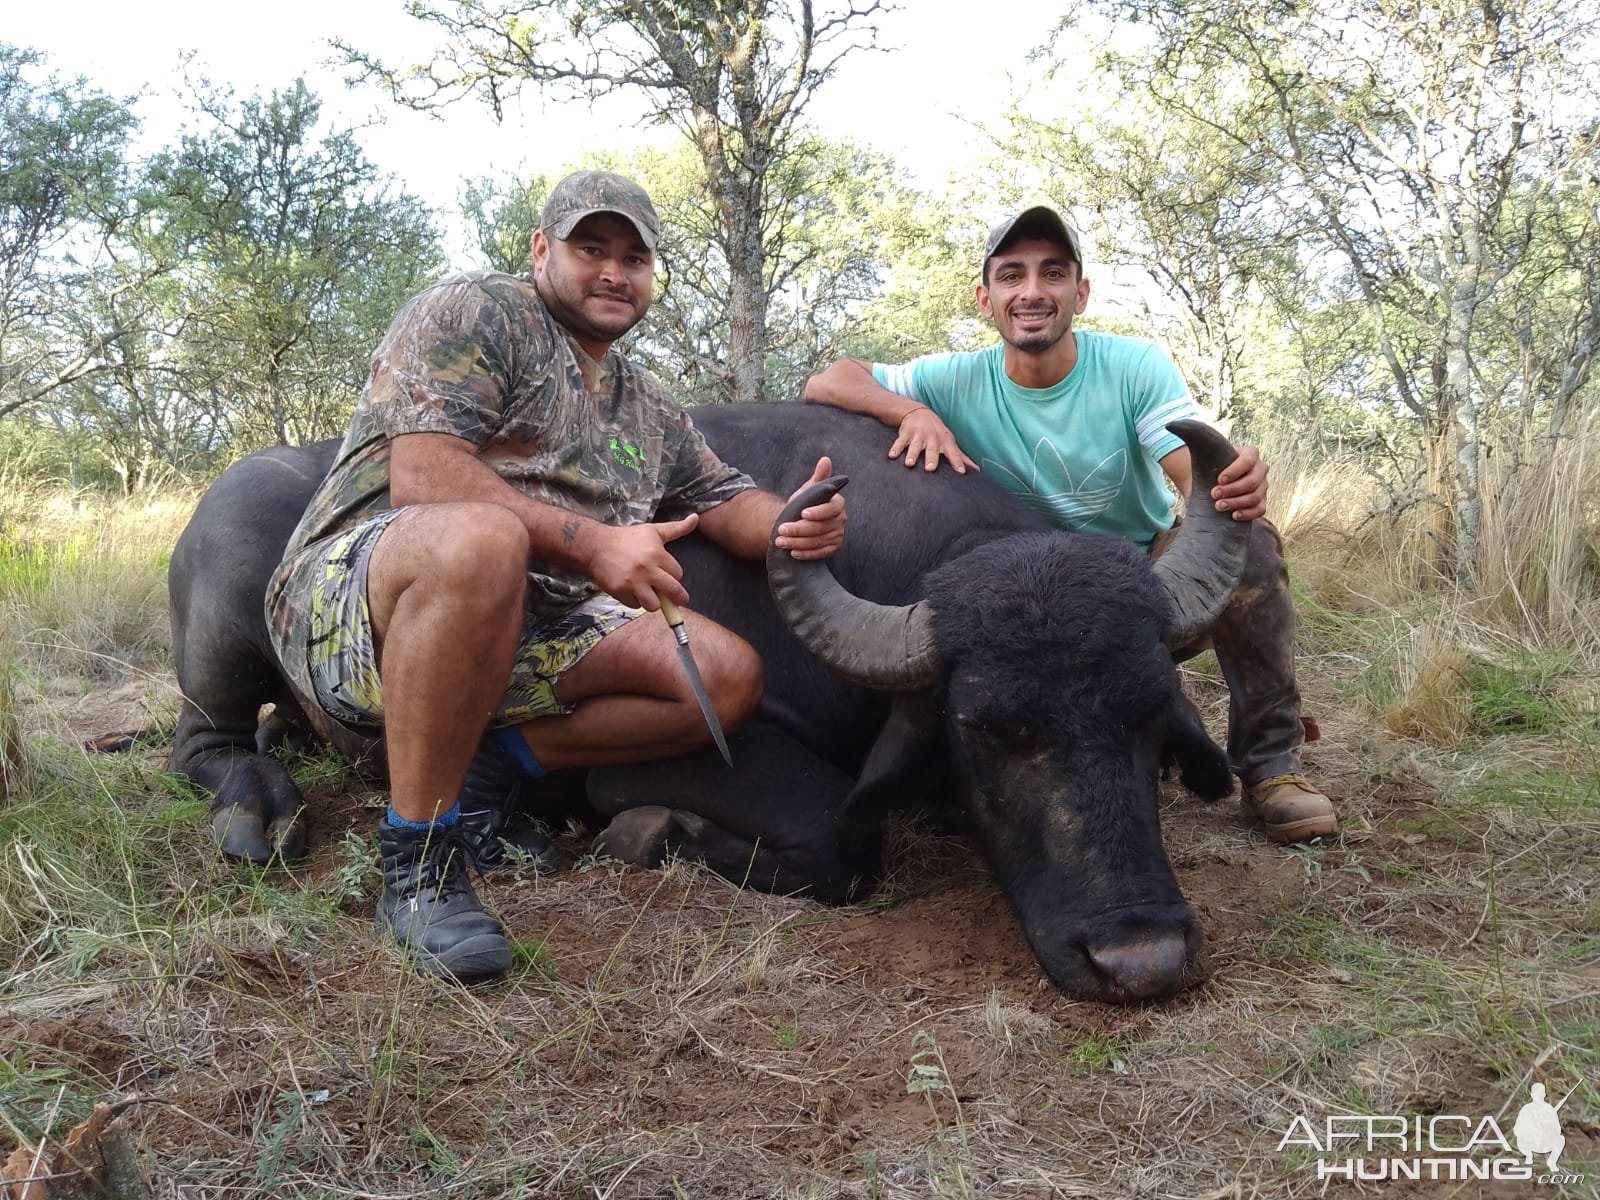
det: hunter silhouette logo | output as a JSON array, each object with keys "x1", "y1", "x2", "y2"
[{"x1": 1513, "y1": 1081, "x2": 1573, "y2": 1171}]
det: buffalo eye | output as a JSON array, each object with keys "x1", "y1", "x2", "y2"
[{"x1": 955, "y1": 711, "x2": 1035, "y2": 749}]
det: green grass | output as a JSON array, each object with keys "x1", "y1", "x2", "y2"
[
  {"x1": 1464, "y1": 654, "x2": 1574, "y2": 733},
  {"x1": 1061, "y1": 1030, "x2": 1134, "y2": 1075},
  {"x1": 0, "y1": 495, "x2": 188, "y2": 681},
  {"x1": 1469, "y1": 764, "x2": 1599, "y2": 813},
  {"x1": 510, "y1": 936, "x2": 557, "y2": 978}
]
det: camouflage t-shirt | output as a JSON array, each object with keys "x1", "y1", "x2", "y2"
[{"x1": 280, "y1": 270, "x2": 755, "y2": 618}]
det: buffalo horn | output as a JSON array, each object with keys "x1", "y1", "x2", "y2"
[
  {"x1": 766, "y1": 476, "x2": 940, "y2": 691},
  {"x1": 1154, "y1": 419, "x2": 1254, "y2": 648}
]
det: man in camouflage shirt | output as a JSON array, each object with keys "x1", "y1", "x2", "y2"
[{"x1": 266, "y1": 171, "x2": 847, "y2": 980}]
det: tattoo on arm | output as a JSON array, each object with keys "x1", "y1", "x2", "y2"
[{"x1": 560, "y1": 516, "x2": 583, "y2": 548}]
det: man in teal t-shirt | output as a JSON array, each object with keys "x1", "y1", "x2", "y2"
[{"x1": 804, "y1": 204, "x2": 1336, "y2": 844}]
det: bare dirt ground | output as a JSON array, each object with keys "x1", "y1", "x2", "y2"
[{"x1": 5, "y1": 663, "x2": 1598, "y2": 1199}]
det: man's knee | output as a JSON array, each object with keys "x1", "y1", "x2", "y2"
[
  {"x1": 424, "y1": 504, "x2": 528, "y2": 590},
  {"x1": 697, "y1": 626, "x2": 763, "y2": 727},
  {"x1": 383, "y1": 504, "x2": 528, "y2": 604}
]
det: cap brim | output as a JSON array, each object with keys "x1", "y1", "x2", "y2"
[
  {"x1": 987, "y1": 206, "x2": 1081, "y2": 266},
  {"x1": 545, "y1": 207, "x2": 659, "y2": 250}
]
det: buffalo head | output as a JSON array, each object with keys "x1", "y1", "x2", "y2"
[{"x1": 765, "y1": 421, "x2": 1249, "y2": 1004}]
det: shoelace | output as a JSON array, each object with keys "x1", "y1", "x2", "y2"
[{"x1": 408, "y1": 824, "x2": 487, "y2": 901}]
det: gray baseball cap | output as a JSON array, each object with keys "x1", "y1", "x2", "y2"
[
  {"x1": 540, "y1": 170, "x2": 662, "y2": 250},
  {"x1": 983, "y1": 205, "x2": 1083, "y2": 273}
]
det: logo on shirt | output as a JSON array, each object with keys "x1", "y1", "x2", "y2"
[
  {"x1": 983, "y1": 439, "x2": 1127, "y2": 528},
  {"x1": 609, "y1": 436, "x2": 645, "y2": 474}
]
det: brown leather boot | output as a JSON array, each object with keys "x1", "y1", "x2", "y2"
[{"x1": 1243, "y1": 774, "x2": 1338, "y2": 844}]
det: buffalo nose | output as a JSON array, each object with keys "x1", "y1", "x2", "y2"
[{"x1": 1086, "y1": 934, "x2": 1190, "y2": 999}]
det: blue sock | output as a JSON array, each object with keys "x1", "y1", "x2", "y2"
[
  {"x1": 386, "y1": 802, "x2": 461, "y2": 831},
  {"x1": 492, "y1": 725, "x2": 546, "y2": 779}
]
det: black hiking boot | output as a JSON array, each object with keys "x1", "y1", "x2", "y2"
[
  {"x1": 376, "y1": 816, "x2": 513, "y2": 981},
  {"x1": 457, "y1": 734, "x2": 569, "y2": 873}
]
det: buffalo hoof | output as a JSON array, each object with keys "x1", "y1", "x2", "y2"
[
  {"x1": 210, "y1": 801, "x2": 307, "y2": 865},
  {"x1": 1180, "y1": 751, "x2": 1235, "y2": 802},
  {"x1": 593, "y1": 806, "x2": 674, "y2": 867}
]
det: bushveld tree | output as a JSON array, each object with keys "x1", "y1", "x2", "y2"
[
  {"x1": 999, "y1": 94, "x2": 1308, "y2": 427},
  {"x1": 0, "y1": 45, "x2": 136, "y2": 421},
  {"x1": 461, "y1": 174, "x2": 549, "y2": 275},
  {"x1": 6, "y1": 76, "x2": 446, "y2": 487},
  {"x1": 137, "y1": 79, "x2": 445, "y2": 451},
  {"x1": 340, "y1": 0, "x2": 887, "y2": 404},
  {"x1": 829, "y1": 172, "x2": 993, "y2": 367},
  {"x1": 1055, "y1": 0, "x2": 1600, "y2": 582}
]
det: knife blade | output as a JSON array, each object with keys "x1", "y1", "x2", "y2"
[{"x1": 658, "y1": 598, "x2": 733, "y2": 767}]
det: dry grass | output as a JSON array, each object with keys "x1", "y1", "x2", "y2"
[
  {"x1": 0, "y1": 628, "x2": 26, "y2": 802},
  {"x1": 1382, "y1": 617, "x2": 1472, "y2": 746},
  {"x1": 1, "y1": 473, "x2": 1598, "y2": 1198}
]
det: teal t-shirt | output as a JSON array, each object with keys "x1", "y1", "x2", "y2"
[{"x1": 873, "y1": 332, "x2": 1203, "y2": 546}]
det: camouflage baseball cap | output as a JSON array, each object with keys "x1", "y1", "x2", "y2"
[
  {"x1": 983, "y1": 205, "x2": 1083, "y2": 273},
  {"x1": 540, "y1": 170, "x2": 662, "y2": 250}
]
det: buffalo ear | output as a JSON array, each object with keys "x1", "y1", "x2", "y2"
[
  {"x1": 835, "y1": 694, "x2": 949, "y2": 848},
  {"x1": 851, "y1": 694, "x2": 946, "y2": 805}
]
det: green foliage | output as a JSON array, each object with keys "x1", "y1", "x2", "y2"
[
  {"x1": 284, "y1": 744, "x2": 352, "y2": 792},
  {"x1": 0, "y1": 489, "x2": 181, "y2": 680},
  {"x1": 129, "y1": 78, "x2": 446, "y2": 456},
  {"x1": 906, "y1": 1029, "x2": 959, "y2": 1107},
  {"x1": 1470, "y1": 766, "x2": 1598, "y2": 816},
  {"x1": 994, "y1": 91, "x2": 1306, "y2": 425},
  {"x1": 511, "y1": 936, "x2": 556, "y2": 978},
  {"x1": 0, "y1": 1047, "x2": 97, "y2": 1142},
  {"x1": 905, "y1": 1029, "x2": 973, "y2": 1196},
  {"x1": 1023, "y1": 0, "x2": 1600, "y2": 588},
  {"x1": 461, "y1": 174, "x2": 548, "y2": 275},
  {"x1": 339, "y1": 0, "x2": 890, "y2": 403},
  {"x1": 327, "y1": 828, "x2": 379, "y2": 905},
  {"x1": 0, "y1": 44, "x2": 136, "y2": 421},
  {"x1": 2, "y1": 66, "x2": 446, "y2": 490},
  {"x1": 832, "y1": 176, "x2": 992, "y2": 367}
]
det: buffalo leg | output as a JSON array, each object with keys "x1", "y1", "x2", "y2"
[
  {"x1": 587, "y1": 721, "x2": 877, "y2": 903},
  {"x1": 169, "y1": 613, "x2": 310, "y2": 863},
  {"x1": 171, "y1": 701, "x2": 307, "y2": 863},
  {"x1": 1163, "y1": 689, "x2": 1234, "y2": 800}
]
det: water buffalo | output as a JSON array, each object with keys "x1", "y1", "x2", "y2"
[{"x1": 169, "y1": 403, "x2": 1249, "y2": 1003}]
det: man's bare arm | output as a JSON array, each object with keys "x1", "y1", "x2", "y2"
[
  {"x1": 1158, "y1": 442, "x2": 1269, "y2": 521},
  {"x1": 695, "y1": 457, "x2": 847, "y2": 562},
  {"x1": 804, "y1": 359, "x2": 923, "y2": 425},
  {"x1": 804, "y1": 359, "x2": 978, "y2": 473}
]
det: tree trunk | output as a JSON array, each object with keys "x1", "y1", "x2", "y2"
[
  {"x1": 724, "y1": 218, "x2": 768, "y2": 406},
  {"x1": 1420, "y1": 422, "x2": 1450, "y2": 581},
  {"x1": 1444, "y1": 286, "x2": 1481, "y2": 583}
]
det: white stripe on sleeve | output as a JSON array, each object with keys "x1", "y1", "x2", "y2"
[
  {"x1": 1136, "y1": 395, "x2": 1204, "y2": 452},
  {"x1": 874, "y1": 361, "x2": 921, "y2": 402}
]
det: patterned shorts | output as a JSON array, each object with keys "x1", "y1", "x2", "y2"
[{"x1": 265, "y1": 508, "x2": 643, "y2": 730}]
